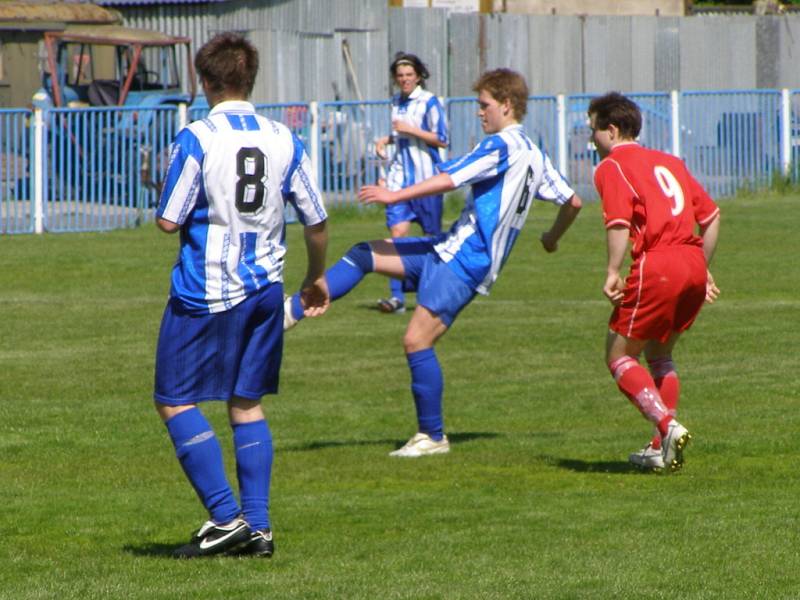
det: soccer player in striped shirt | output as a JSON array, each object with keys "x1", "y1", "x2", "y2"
[
  {"x1": 588, "y1": 92, "x2": 721, "y2": 472},
  {"x1": 153, "y1": 33, "x2": 329, "y2": 557},
  {"x1": 373, "y1": 53, "x2": 449, "y2": 314},
  {"x1": 285, "y1": 68, "x2": 583, "y2": 457}
]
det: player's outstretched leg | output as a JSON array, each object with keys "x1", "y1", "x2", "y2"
[{"x1": 285, "y1": 241, "x2": 375, "y2": 330}]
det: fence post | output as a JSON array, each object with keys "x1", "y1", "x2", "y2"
[
  {"x1": 670, "y1": 90, "x2": 681, "y2": 158},
  {"x1": 780, "y1": 88, "x2": 791, "y2": 177},
  {"x1": 556, "y1": 94, "x2": 567, "y2": 176},
  {"x1": 309, "y1": 101, "x2": 320, "y2": 184},
  {"x1": 33, "y1": 108, "x2": 44, "y2": 235},
  {"x1": 178, "y1": 103, "x2": 188, "y2": 130}
]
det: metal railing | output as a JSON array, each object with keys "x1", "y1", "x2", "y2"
[
  {"x1": 42, "y1": 105, "x2": 182, "y2": 233},
  {"x1": 1, "y1": 109, "x2": 32, "y2": 234},
  {"x1": 2, "y1": 89, "x2": 799, "y2": 235}
]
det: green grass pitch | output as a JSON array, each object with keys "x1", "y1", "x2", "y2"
[{"x1": 0, "y1": 193, "x2": 798, "y2": 599}]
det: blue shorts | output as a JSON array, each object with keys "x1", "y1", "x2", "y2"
[
  {"x1": 385, "y1": 195, "x2": 443, "y2": 235},
  {"x1": 393, "y1": 237, "x2": 476, "y2": 327},
  {"x1": 154, "y1": 282, "x2": 284, "y2": 405}
]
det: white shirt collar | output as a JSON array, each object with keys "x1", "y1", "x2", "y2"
[
  {"x1": 209, "y1": 100, "x2": 255, "y2": 115},
  {"x1": 403, "y1": 85, "x2": 423, "y2": 101}
]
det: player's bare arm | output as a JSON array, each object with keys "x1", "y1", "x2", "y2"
[
  {"x1": 699, "y1": 213, "x2": 721, "y2": 303},
  {"x1": 156, "y1": 217, "x2": 180, "y2": 234},
  {"x1": 300, "y1": 221, "x2": 330, "y2": 317},
  {"x1": 699, "y1": 213, "x2": 721, "y2": 264},
  {"x1": 540, "y1": 193, "x2": 583, "y2": 253},
  {"x1": 359, "y1": 172, "x2": 455, "y2": 205},
  {"x1": 604, "y1": 225, "x2": 629, "y2": 305}
]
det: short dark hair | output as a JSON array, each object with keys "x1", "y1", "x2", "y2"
[
  {"x1": 472, "y1": 68, "x2": 529, "y2": 120},
  {"x1": 195, "y1": 32, "x2": 259, "y2": 99},
  {"x1": 588, "y1": 92, "x2": 642, "y2": 139},
  {"x1": 390, "y1": 52, "x2": 430, "y2": 86}
]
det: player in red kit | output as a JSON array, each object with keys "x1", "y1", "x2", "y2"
[{"x1": 588, "y1": 92, "x2": 721, "y2": 473}]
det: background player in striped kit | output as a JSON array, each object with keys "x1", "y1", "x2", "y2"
[
  {"x1": 372, "y1": 52, "x2": 449, "y2": 314},
  {"x1": 153, "y1": 32, "x2": 329, "y2": 558},
  {"x1": 285, "y1": 69, "x2": 582, "y2": 457},
  {"x1": 588, "y1": 92, "x2": 721, "y2": 473}
]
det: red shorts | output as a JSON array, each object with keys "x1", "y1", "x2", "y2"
[{"x1": 609, "y1": 245, "x2": 707, "y2": 343}]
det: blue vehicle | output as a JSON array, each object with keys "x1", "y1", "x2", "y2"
[
  {"x1": 31, "y1": 26, "x2": 196, "y2": 217},
  {"x1": 33, "y1": 25, "x2": 195, "y2": 111}
]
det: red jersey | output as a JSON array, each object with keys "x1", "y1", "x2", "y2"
[{"x1": 594, "y1": 143, "x2": 719, "y2": 259}]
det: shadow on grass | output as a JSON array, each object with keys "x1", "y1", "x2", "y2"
[
  {"x1": 283, "y1": 431, "x2": 500, "y2": 453},
  {"x1": 122, "y1": 543, "x2": 177, "y2": 558},
  {"x1": 543, "y1": 456, "x2": 649, "y2": 475}
]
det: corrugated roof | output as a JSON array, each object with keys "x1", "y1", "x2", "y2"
[
  {"x1": 0, "y1": 1, "x2": 119, "y2": 24},
  {"x1": 94, "y1": 0, "x2": 229, "y2": 5},
  {"x1": 48, "y1": 24, "x2": 191, "y2": 45}
]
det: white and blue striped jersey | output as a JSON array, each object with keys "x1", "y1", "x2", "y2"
[
  {"x1": 157, "y1": 100, "x2": 327, "y2": 314},
  {"x1": 385, "y1": 86, "x2": 448, "y2": 191},
  {"x1": 435, "y1": 124, "x2": 574, "y2": 295}
]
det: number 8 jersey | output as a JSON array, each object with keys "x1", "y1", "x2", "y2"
[
  {"x1": 593, "y1": 142, "x2": 719, "y2": 260},
  {"x1": 157, "y1": 100, "x2": 327, "y2": 314},
  {"x1": 435, "y1": 124, "x2": 574, "y2": 295}
]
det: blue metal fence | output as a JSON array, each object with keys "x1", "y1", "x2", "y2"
[
  {"x1": 42, "y1": 106, "x2": 181, "y2": 233},
  {"x1": 317, "y1": 100, "x2": 389, "y2": 207},
  {"x1": 2, "y1": 89, "x2": 799, "y2": 235},
  {"x1": 681, "y1": 90, "x2": 782, "y2": 199},
  {"x1": 1, "y1": 109, "x2": 32, "y2": 234}
]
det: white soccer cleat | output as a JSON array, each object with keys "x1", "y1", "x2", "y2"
[
  {"x1": 377, "y1": 297, "x2": 406, "y2": 314},
  {"x1": 662, "y1": 420, "x2": 691, "y2": 473},
  {"x1": 283, "y1": 294, "x2": 297, "y2": 330},
  {"x1": 389, "y1": 432, "x2": 450, "y2": 457},
  {"x1": 628, "y1": 442, "x2": 665, "y2": 471}
]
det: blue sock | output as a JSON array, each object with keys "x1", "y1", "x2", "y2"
[
  {"x1": 290, "y1": 242, "x2": 373, "y2": 322},
  {"x1": 406, "y1": 348, "x2": 444, "y2": 440},
  {"x1": 389, "y1": 277, "x2": 405, "y2": 303},
  {"x1": 165, "y1": 408, "x2": 240, "y2": 524},
  {"x1": 232, "y1": 420, "x2": 273, "y2": 532}
]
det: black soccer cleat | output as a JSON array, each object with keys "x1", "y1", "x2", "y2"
[
  {"x1": 172, "y1": 516, "x2": 251, "y2": 559},
  {"x1": 228, "y1": 529, "x2": 275, "y2": 558}
]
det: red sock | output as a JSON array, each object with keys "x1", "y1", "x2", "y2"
[
  {"x1": 648, "y1": 358, "x2": 680, "y2": 448},
  {"x1": 609, "y1": 356, "x2": 670, "y2": 433}
]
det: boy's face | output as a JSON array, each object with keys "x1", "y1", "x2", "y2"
[
  {"x1": 394, "y1": 65, "x2": 420, "y2": 97},
  {"x1": 589, "y1": 113, "x2": 615, "y2": 159},
  {"x1": 477, "y1": 89, "x2": 513, "y2": 134}
]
